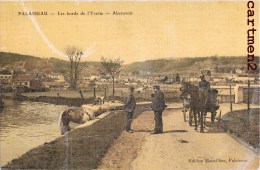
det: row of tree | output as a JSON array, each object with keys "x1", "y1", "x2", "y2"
[{"x1": 65, "y1": 46, "x2": 124, "y2": 96}]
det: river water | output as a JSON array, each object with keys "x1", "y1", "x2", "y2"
[{"x1": 0, "y1": 100, "x2": 68, "y2": 167}]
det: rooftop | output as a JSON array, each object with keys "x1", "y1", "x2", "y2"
[{"x1": 13, "y1": 74, "x2": 35, "y2": 81}]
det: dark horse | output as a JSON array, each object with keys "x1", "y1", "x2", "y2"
[
  {"x1": 180, "y1": 88, "x2": 191, "y2": 123},
  {"x1": 180, "y1": 82, "x2": 208, "y2": 132}
]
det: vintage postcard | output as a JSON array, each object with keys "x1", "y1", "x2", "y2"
[{"x1": 0, "y1": 0, "x2": 259, "y2": 169}]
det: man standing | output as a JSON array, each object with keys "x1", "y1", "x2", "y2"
[
  {"x1": 151, "y1": 85, "x2": 166, "y2": 134},
  {"x1": 124, "y1": 86, "x2": 136, "y2": 133}
]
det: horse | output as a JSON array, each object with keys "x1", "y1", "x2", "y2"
[
  {"x1": 180, "y1": 85, "x2": 191, "y2": 123},
  {"x1": 180, "y1": 82, "x2": 208, "y2": 132},
  {"x1": 59, "y1": 108, "x2": 91, "y2": 135},
  {"x1": 59, "y1": 102, "x2": 116, "y2": 135}
]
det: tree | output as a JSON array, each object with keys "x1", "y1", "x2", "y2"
[
  {"x1": 88, "y1": 80, "x2": 97, "y2": 97},
  {"x1": 99, "y1": 57, "x2": 124, "y2": 97},
  {"x1": 65, "y1": 46, "x2": 83, "y2": 90}
]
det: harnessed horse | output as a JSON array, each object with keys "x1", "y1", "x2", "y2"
[
  {"x1": 180, "y1": 87, "x2": 191, "y2": 123},
  {"x1": 180, "y1": 82, "x2": 208, "y2": 132}
]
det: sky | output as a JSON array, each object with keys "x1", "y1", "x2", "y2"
[{"x1": 0, "y1": 1, "x2": 259, "y2": 63}]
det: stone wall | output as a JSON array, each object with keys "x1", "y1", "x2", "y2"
[{"x1": 234, "y1": 85, "x2": 260, "y2": 104}]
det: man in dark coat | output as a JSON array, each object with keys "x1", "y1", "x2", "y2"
[
  {"x1": 151, "y1": 85, "x2": 166, "y2": 134},
  {"x1": 199, "y1": 75, "x2": 210, "y2": 91},
  {"x1": 124, "y1": 86, "x2": 136, "y2": 133}
]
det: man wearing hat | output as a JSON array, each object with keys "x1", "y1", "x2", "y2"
[
  {"x1": 124, "y1": 86, "x2": 136, "y2": 133},
  {"x1": 151, "y1": 85, "x2": 167, "y2": 134},
  {"x1": 199, "y1": 75, "x2": 210, "y2": 91}
]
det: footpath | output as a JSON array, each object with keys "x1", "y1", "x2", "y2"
[{"x1": 99, "y1": 103, "x2": 260, "y2": 170}]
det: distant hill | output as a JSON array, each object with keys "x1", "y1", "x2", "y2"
[
  {"x1": 0, "y1": 52, "x2": 100, "y2": 75},
  {"x1": 122, "y1": 56, "x2": 259, "y2": 74},
  {"x1": 0, "y1": 52, "x2": 259, "y2": 75}
]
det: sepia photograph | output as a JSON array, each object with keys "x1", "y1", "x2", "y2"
[{"x1": 0, "y1": 1, "x2": 259, "y2": 169}]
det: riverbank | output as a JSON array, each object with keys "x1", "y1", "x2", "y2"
[
  {"x1": 2, "y1": 92, "x2": 151, "y2": 107},
  {"x1": 2, "y1": 92, "x2": 95, "y2": 106},
  {"x1": 3, "y1": 103, "x2": 151, "y2": 169}
]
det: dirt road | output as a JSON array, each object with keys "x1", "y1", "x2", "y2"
[{"x1": 99, "y1": 103, "x2": 259, "y2": 170}]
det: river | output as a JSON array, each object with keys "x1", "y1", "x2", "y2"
[{"x1": 0, "y1": 100, "x2": 68, "y2": 167}]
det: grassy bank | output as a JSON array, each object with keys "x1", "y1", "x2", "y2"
[
  {"x1": 221, "y1": 108, "x2": 260, "y2": 150},
  {"x1": 3, "y1": 104, "x2": 151, "y2": 169}
]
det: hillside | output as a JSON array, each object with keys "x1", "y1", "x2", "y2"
[
  {"x1": 0, "y1": 52, "x2": 100, "y2": 75},
  {"x1": 0, "y1": 52, "x2": 259, "y2": 75},
  {"x1": 122, "y1": 56, "x2": 259, "y2": 74}
]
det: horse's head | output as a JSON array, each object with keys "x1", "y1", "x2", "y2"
[{"x1": 180, "y1": 82, "x2": 192, "y2": 98}]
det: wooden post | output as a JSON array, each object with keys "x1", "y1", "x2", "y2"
[
  {"x1": 247, "y1": 80, "x2": 250, "y2": 113},
  {"x1": 229, "y1": 85, "x2": 232, "y2": 112},
  {"x1": 79, "y1": 90, "x2": 84, "y2": 99},
  {"x1": 104, "y1": 88, "x2": 107, "y2": 99}
]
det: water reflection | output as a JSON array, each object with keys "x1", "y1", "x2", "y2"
[{"x1": 0, "y1": 100, "x2": 68, "y2": 166}]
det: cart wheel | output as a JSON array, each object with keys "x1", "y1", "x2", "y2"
[{"x1": 217, "y1": 110, "x2": 222, "y2": 128}]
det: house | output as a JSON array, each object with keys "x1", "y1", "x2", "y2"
[
  {"x1": 47, "y1": 73, "x2": 65, "y2": 82},
  {"x1": 0, "y1": 70, "x2": 12, "y2": 85},
  {"x1": 43, "y1": 81, "x2": 69, "y2": 90},
  {"x1": 13, "y1": 74, "x2": 46, "y2": 91},
  {"x1": 12, "y1": 74, "x2": 34, "y2": 88},
  {"x1": 90, "y1": 75, "x2": 100, "y2": 81}
]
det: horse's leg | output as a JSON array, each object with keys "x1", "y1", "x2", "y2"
[
  {"x1": 189, "y1": 109, "x2": 192, "y2": 126},
  {"x1": 197, "y1": 111, "x2": 200, "y2": 126},
  {"x1": 183, "y1": 104, "x2": 187, "y2": 122},
  {"x1": 194, "y1": 110, "x2": 198, "y2": 130},
  {"x1": 211, "y1": 107, "x2": 215, "y2": 123},
  {"x1": 204, "y1": 111, "x2": 207, "y2": 127},
  {"x1": 66, "y1": 124, "x2": 71, "y2": 132},
  {"x1": 200, "y1": 111, "x2": 204, "y2": 133}
]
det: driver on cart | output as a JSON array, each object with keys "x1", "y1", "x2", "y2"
[
  {"x1": 198, "y1": 74, "x2": 218, "y2": 123},
  {"x1": 198, "y1": 74, "x2": 210, "y2": 91}
]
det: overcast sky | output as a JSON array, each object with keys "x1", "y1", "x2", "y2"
[{"x1": 0, "y1": 1, "x2": 259, "y2": 63}]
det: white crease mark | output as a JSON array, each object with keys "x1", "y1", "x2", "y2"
[{"x1": 20, "y1": 2, "x2": 96, "y2": 59}]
